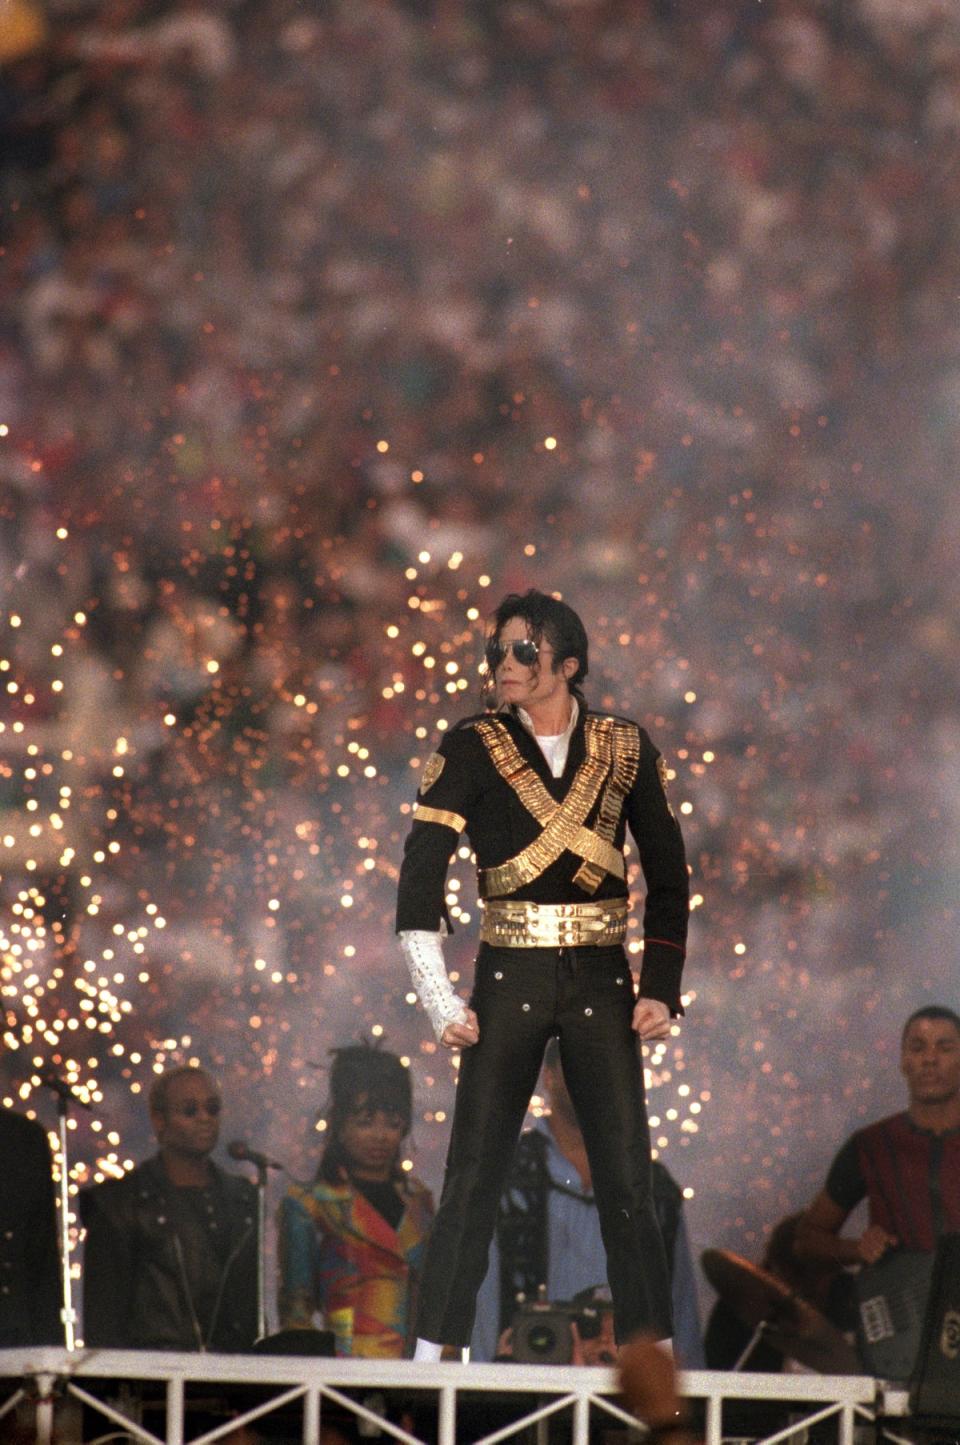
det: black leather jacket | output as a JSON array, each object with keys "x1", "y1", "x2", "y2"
[
  {"x1": 80, "y1": 1154, "x2": 258, "y2": 1351},
  {"x1": 0, "y1": 1109, "x2": 62, "y2": 1345}
]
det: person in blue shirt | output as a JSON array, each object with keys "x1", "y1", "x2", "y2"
[{"x1": 471, "y1": 1037, "x2": 704, "y2": 1366}]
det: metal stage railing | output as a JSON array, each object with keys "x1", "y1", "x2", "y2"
[{"x1": 0, "y1": 1349, "x2": 911, "y2": 1445}]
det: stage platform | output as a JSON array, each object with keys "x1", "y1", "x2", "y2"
[{"x1": 0, "y1": 1349, "x2": 913, "y2": 1445}]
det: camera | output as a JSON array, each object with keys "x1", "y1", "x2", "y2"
[{"x1": 510, "y1": 1297, "x2": 606, "y2": 1365}]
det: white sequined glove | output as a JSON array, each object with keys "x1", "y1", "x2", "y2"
[{"x1": 398, "y1": 930, "x2": 470, "y2": 1042}]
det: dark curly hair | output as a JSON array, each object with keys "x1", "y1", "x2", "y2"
[
  {"x1": 316, "y1": 1042, "x2": 412, "y2": 1185},
  {"x1": 485, "y1": 589, "x2": 589, "y2": 707}
]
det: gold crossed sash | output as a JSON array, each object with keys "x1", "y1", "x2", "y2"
[{"x1": 474, "y1": 716, "x2": 640, "y2": 898}]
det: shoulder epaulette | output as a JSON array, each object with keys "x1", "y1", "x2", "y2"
[
  {"x1": 453, "y1": 711, "x2": 496, "y2": 733},
  {"x1": 586, "y1": 710, "x2": 641, "y2": 732}
]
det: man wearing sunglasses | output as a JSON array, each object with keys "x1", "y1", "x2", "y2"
[
  {"x1": 81, "y1": 1065, "x2": 258, "y2": 1351},
  {"x1": 397, "y1": 588, "x2": 689, "y2": 1360}
]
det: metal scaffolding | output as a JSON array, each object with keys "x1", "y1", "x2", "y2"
[{"x1": 0, "y1": 1348, "x2": 912, "y2": 1445}]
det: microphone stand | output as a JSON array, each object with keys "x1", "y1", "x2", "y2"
[
  {"x1": 42, "y1": 1075, "x2": 92, "y2": 1353},
  {"x1": 228, "y1": 1142, "x2": 283, "y2": 1342},
  {"x1": 732, "y1": 1318, "x2": 771, "y2": 1371}
]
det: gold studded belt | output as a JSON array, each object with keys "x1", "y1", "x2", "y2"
[{"x1": 479, "y1": 898, "x2": 629, "y2": 949}]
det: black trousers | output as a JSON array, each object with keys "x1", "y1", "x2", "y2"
[{"x1": 415, "y1": 943, "x2": 673, "y2": 1346}]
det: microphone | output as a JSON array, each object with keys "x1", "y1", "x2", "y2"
[
  {"x1": 41, "y1": 1073, "x2": 94, "y2": 1112},
  {"x1": 227, "y1": 1139, "x2": 284, "y2": 1172}
]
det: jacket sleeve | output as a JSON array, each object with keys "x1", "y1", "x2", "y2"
[
  {"x1": 80, "y1": 1184, "x2": 134, "y2": 1348},
  {"x1": 277, "y1": 1191, "x2": 321, "y2": 1330},
  {"x1": 470, "y1": 1232, "x2": 503, "y2": 1362},
  {"x1": 395, "y1": 724, "x2": 484, "y2": 933},
  {"x1": 670, "y1": 1209, "x2": 706, "y2": 1368},
  {"x1": 625, "y1": 730, "x2": 689, "y2": 1013},
  {"x1": 227, "y1": 1177, "x2": 260, "y2": 1351}
]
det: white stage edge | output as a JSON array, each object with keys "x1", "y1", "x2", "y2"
[{"x1": 0, "y1": 1348, "x2": 913, "y2": 1445}]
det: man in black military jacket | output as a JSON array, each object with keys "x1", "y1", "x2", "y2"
[
  {"x1": 397, "y1": 589, "x2": 689, "y2": 1358},
  {"x1": 81, "y1": 1065, "x2": 257, "y2": 1351},
  {"x1": 0, "y1": 1107, "x2": 62, "y2": 1345}
]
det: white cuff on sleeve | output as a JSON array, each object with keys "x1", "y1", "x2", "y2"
[{"x1": 399, "y1": 930, "x2": 469, "y2": 1041}]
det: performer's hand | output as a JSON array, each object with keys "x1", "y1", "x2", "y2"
[
  {"x1": 632, "y1": 997, "x2": 671, "y2": 1040},
  {"x1": 857, "y1": 1224, "x2": 897, "y2": 1265},
  {"x1": 440, "y1": 1009, "x2": 479, "y2": 1050}
]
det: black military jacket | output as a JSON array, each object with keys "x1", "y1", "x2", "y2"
[{"x1": 396, "y1": 704, "x2": 689, "y2": 1012}]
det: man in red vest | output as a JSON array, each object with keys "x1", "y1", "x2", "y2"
[{"x1": 796, "y1": 1005, "x2": 960, "y2": 1265}]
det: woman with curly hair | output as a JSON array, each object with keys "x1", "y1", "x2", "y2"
[{"x1": 277, "y1": 1044, "x2": 434, "y2": 1358}]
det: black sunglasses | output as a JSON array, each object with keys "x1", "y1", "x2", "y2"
[{"x1": 485, "y1": 638, "x2": 549, "y2": 669}]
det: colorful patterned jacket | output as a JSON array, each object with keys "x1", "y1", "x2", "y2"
[{"x1": 277, "y1": 1171, "x2": 434, "y2": 1357}]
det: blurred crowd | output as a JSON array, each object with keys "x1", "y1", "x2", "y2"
[{"x1": 2, "y1": 0, "x2": 960, "y2": 1266}]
